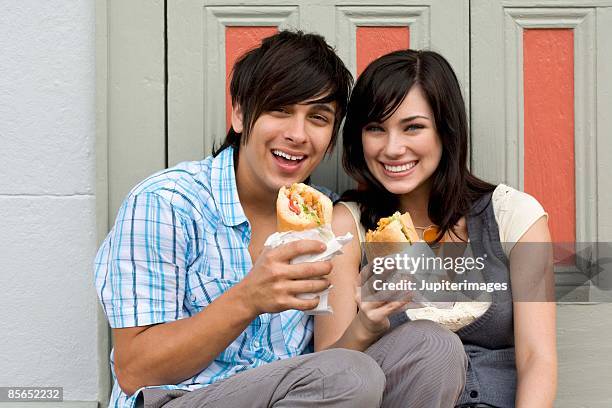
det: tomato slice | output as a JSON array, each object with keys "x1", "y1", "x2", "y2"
[{"x1": 289, "y1": 199, "x2": 301, "y2": 215}]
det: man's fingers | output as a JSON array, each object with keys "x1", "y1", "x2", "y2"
[
  {"x1": 274, "y1": 240, "x2": 326, "y2": 262},
  {"x1": 285, "y1": 278, "x2": 330, "y2": 295},
  {"x1": 291, "y1": 296, "x2": 320, "y2": 311},
  {"x1": 287, "y1": 261, "x2": 332, "y2": 280}
]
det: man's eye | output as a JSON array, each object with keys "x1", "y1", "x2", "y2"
[
  {"x1": 271, "y1": 107, "x2": 288, "y2": 113},
  {"x1": 311, "y1": 114, "x2": 329, "y2": 123}
]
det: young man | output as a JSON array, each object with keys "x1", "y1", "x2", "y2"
[{"x1": 94, "y1": 31, "x2": 385, "y2": 408}]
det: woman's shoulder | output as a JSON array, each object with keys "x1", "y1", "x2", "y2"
[
  {"x1": 492, "y1": 184, "x2": 546, "y2": 217},
  {"x1": 334, "y1": 201, "x2": 365, "y2": 243}
]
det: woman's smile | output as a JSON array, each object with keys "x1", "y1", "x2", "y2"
[{"x1": 380, "y1": 160, "x2": 419, "y2": 177}]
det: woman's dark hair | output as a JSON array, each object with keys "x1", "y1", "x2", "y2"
[
  {"x1": 341, "y1": 49, "x2": 495, "y2": 241},
  {"x1": 213, "y1": 30, "x2": 353, "y2": 157}
]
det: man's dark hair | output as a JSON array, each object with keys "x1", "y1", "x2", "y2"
[
  {"x1": 213, "y1": 30, "x2": 353, "y2": 157},
  {"x1": 341, "y1": 49, "x2": 495, "y2": 242}
]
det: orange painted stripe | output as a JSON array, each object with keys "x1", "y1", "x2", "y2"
[
  {"x1": 523, "y1": 29, "x2": 575, "y2": 244},
  {"x1": 225, "y1": 26, "x2": 278, "y2": 131},
  {"x1": 356, "y1": 27, "x2": 409, "y2": 76}
]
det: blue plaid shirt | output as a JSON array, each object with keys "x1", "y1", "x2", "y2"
[{"x1": 94, "y1": 146, "x2": 338, "y2": 408}]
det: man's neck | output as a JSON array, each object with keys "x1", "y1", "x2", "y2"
[{"x1": 235, "y1": 154, "x2": 277, "y2": 219}]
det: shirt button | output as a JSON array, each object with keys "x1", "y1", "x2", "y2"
[{"x1": 469, "y1": 390, "x2": 479, "y2": 398}]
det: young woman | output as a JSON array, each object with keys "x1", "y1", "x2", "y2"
[{"x1": 315, "y1": 50, "x2": 557, "y2": 408}]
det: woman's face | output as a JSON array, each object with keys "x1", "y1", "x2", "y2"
[{"x1": 361, "y1": 85, "x2": 443, "y2": 196}]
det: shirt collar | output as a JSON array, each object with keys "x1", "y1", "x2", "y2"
[{"x1": 210, "y1": 146, "x2": 249, "y2": 227}]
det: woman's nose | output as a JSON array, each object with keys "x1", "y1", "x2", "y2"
[{"x1": 382, "y1": 133, "x2": 407, "y2": 157}]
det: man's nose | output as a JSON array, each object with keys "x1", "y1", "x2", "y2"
[{"x1": 284, "y1": 115, "x2": 307, "y2": 144}]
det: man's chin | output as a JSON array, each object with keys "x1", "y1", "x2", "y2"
[{"x1": 272, "y1": 171, "x2": 313, "y2": 188}]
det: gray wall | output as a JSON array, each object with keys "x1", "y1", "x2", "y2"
[{"x1": 0, "y1": 0, "x2": 102, "y2": 406}]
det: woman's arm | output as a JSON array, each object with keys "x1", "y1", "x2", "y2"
[
  {"x1": 510, "y1": 216, "x2": 557, "y2": 407},
  {"x1": 314, "y1": 204, "x2": 362, "y2": 350},
  {"x1": 314, "y1": 204, "x2": 407, "y2": 351}
]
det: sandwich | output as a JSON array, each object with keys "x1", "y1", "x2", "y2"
[
  {"x1": 365, "y1": 211, "x2": 420, "y2": 243},
  {"x1": 364, "y1": 211, "x2": 420, "y2": 262},
  {"x1": 277, "y1": 183, "x2": 333, "y2": 232}
]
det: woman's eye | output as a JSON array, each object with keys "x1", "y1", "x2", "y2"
[
  {"x1": 271, "y1": 107, "x2": 288, "y2": 113},
  {"x1": 405, "y1": 124, "x2": 425, "y2": 132},
  {"x1": 364, "y1": 124, "x2": 384, "y2": 132}
]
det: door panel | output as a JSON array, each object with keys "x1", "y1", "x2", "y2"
[
  {"x1": 471, "y1": 2, "x2": 612, "y2": 405},
  {"x1": 167, "y1": 0, "x2": 468, "y2": 194},
  {"x1": 471, "y1": 2, "x2": 598, "y2": 246}
]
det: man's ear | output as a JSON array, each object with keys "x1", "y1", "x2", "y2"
[{"x1": 231, "y1": 104, "x2": 244, "y2": 133}]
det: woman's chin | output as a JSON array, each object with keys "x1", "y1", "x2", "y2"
[{"x1": 376, "y1": 178, "x2": 417, "y2": 195}]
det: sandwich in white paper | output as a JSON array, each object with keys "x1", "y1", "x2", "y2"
[{"x1": 269, "y1": 183, "x2": 352, "y2": 314}]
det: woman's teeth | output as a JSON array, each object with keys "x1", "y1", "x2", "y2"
[
  {"x1": 273, "y1": 150, "x2": 304, "y2": 161},
  {"x1": 383, "y1": 161, "x2": 417, "y2": 173}
]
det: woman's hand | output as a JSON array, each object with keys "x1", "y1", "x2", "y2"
[{"x1": 354, "y1": 285, "x2": 410, "y2": 339}]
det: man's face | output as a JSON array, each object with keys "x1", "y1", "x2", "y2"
[{"x1": 234, "y1": 98, "x2": 336, "y2": 194}]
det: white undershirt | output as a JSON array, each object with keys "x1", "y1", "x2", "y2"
[{"x1": 492, "y1": 183, "x2": 548, "y2": 257}]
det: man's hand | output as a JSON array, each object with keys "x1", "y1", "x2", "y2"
[{"x1": 237, "y1": 239, "x2": 332, "y2": 314}]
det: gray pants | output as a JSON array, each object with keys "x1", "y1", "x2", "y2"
[
  {"x1": 142, "y1": 320, "x2": 466, "y2": 408},
  {"x1": 366, "y1": 320, "x2": 468, "y2": 408},
  {"x1": 139, "y1": 348, "x2": 385, "y2": 408}
]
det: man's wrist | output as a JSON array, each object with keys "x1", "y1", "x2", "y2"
[{"x1": 225, "y1": 281, "x2": 260, "y2": 320}]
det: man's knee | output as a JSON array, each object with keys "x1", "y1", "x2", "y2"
[{"x1": 316, "y1": 349, "x2": 385, "y2": 405}]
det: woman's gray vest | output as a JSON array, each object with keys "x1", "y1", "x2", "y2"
[{"x1": 390, "y1": 191, "x2": 517, "y2": 408}]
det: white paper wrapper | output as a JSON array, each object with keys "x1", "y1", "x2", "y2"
[{"x1": 264, "y1": 227, "x2": 353, "y2": 315}]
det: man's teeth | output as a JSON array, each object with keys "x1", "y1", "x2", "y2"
[
  {"x1": 273, "y1": 150, "x2": 304, "y2": 161},
  {"x1": 384, "y1": 161, "x2": 417, "y2": 173}
]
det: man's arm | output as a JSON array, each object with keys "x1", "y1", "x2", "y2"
[
  {"x1": 97, "y1": 192, "x2": 332, "y2": 395},
  {"x1": 111, "y1": 240, "x2": 331, "y2": 396},
  {"x1": 113, "y1": 283, "x2": 256, "y2": 396}
]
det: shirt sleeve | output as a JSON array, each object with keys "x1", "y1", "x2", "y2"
[
  {"x1": 94, "y1": 192, "x2": 190, "y2": 328},
  {"x1": 492, "y1": 184, "x2": 548, "y2": 257}
]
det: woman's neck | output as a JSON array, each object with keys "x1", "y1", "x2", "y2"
[{"x1": 399, "y1": 181, "x2": 433, "y2": 228}]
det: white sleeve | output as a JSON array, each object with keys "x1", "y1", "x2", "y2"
[{"x1": 492, "y1": 184, "x2": 548, "y2": 258}]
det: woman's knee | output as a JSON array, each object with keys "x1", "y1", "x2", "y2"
[
  {"x1": 308, "y1": 348, "x2": 386, "y2": 407},
  {"x1": 402, "y1": 320, "x2": 466, "y2": 370},
  {"x1": 371, "y1": 320, "x2": 466, "y2": 383},
  {"x1": 320, "y1": 349, "x2": 386, "y2": 405},
  {"x1": 375, "y1": 321, "x2": 467, "y2": 407}
]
